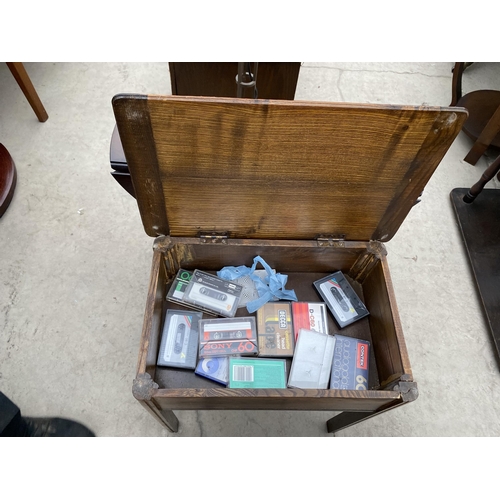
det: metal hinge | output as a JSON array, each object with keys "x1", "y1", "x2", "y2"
[
  {"x1": 198, "y1": 231, "x2": 228, "y2": 244},
  {"x1": 316, "y1": 235, "x2": 346, "y2": 247}
]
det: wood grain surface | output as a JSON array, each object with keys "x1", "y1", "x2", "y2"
[
  {"x1": 113, "y1": 95, "x2": 467, "y2": 241},
  {"x1": 150, "y1": 387, "x2": 401, "y2": 411}
]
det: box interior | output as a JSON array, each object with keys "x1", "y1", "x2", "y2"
[{"x1": 142, "y1": 239, "x2": 409, "y2": 394}]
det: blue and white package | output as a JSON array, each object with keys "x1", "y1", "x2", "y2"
[
  {"x1": 195, "y1": 357, "x2": 229, "y2": 385},
  {"x1": 330, "y1": 335, "x2": 370, "y2": 390}
]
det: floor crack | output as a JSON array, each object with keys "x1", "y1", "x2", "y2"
[{"x1": 302, "y1": 64, "x2": 451, "y2": 79}]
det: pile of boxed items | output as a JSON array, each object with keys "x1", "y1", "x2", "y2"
[{"x1": 158, "y1": 261, "x2": 371, "y2": 391}]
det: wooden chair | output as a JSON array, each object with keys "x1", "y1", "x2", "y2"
[
  {"x1": 463, "y1": 153, "x2": 500, "y2": 203},
  {"x1": 451, "y1": 62, "x2": 500, "y2": 165},
  {"x1": 451, "y1": 63, "x2": 500, "y2": 201}
]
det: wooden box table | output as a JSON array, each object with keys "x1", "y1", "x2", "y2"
[{"x1": 112, "y1": 95, "x2": 466, "y2": 434}]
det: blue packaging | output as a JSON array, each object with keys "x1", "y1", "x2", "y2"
[{"x1": 330, "y1": 335, "x2": 370, "y2": 390}]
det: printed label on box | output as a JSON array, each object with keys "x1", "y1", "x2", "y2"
[
  {"x1": 228, "y1": 358, "x2": 287, "y2": 388},
  {"x1": 256, "y1": 302, "x2": 294, "y2": 357},
  {"x1": 330, "y1": 335, "x2": 370, "y2": 390},
  {"x1": 199, "y1": 317, "x2": 258, "y2": 357},
  {"x1": 291, "y1": 302, "x2": 329, "y2": 341}
]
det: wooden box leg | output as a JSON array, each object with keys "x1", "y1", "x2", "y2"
[
  {"x1": 133, "y1": 373, "x2": 179, "y2": 432},
  {"x1": 6, "y1": 62, "x2": 48, "y2": 122},
  {"x1": 138, "y1": 400, "x2": 179, "y2": 433},
  {"x1": 327, "y1": 381, "x2": 418, "y2": 434},
  {"x1": 327, "y1": 411, "x2": 376, "y2": 434}
]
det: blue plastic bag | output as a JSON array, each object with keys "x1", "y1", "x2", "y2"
[{"x1": 217, "y1": 256, "x2": 298, "y2": 313}]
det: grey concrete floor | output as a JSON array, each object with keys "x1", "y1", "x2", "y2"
[{"x1": 1, "y1": 62, "x2": 499, "y2": 437}]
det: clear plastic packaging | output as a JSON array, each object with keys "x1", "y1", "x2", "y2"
[
  {"x1": 183, "y1": 270, "x2": 243, "y2": 317},
  {"x1": 199, "y1": 317, "x2": 258, "y2": 358},
  {"x1": 288, "y1": 328, "x2": 336, "y2": 389},
  {"x1": 157, "y1": 309, "x2": 201, "y2": 369},
  {"x1": 314, "y1": 271, "x2": 369, "y2": 328}
]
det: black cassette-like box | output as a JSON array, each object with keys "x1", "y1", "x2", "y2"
[
  {"x1": 184, "y1": 270, "x2": 243, "y2": 318},
  {"x1": 314, "y1": 271, "x2": 369, "y2": 328}
]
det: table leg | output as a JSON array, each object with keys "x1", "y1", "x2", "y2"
[
  {"x1": 6, "y1": 62, "x2": 48, "y2": 122},
  {"x1": 326, "y1": 394, "x2": 414, "y2": 434},
  {"x1": 326, "y1": 411, "x2": 375, "y2": 434}
]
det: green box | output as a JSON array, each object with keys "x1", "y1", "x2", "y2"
[{"x1": 228, "y1": 358, "x2": 287, "y2": 388}]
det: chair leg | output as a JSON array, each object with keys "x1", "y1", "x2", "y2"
[
  {"x1": 463, "y1": 154, "x2": 500, "y2": 203},
  {"x1": 6, "y1": 62, "x2": 48, "y2": 122},
  {"x1": 464, "y1": 104, "x2": 500, "y2": 165},
  {"x1": 451, "y1": 62, "x2": 465, "y2": 106}
]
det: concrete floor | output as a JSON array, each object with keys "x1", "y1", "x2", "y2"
[{"x1": 1, "y1": 62, "x2": 499, "y2": 437}]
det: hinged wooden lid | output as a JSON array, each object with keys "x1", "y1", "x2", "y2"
[{"x1": 112, "y1": 95, "x2": 467, "y2": 242}]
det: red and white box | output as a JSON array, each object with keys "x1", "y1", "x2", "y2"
[{"x1": 291, "y1": 302, "x2": 329, "y2": 342}]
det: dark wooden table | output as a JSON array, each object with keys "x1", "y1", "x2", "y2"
[
  {"x1": 451, "y1": 188, "x2": 500, "y2": 365},
  {"x1": 0, "y1": 144, "x2": 17, "y2": 217}
]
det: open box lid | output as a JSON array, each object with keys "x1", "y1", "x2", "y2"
[{"x1": 112, "y1": 95, "x2": 467, "y2": 242}]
